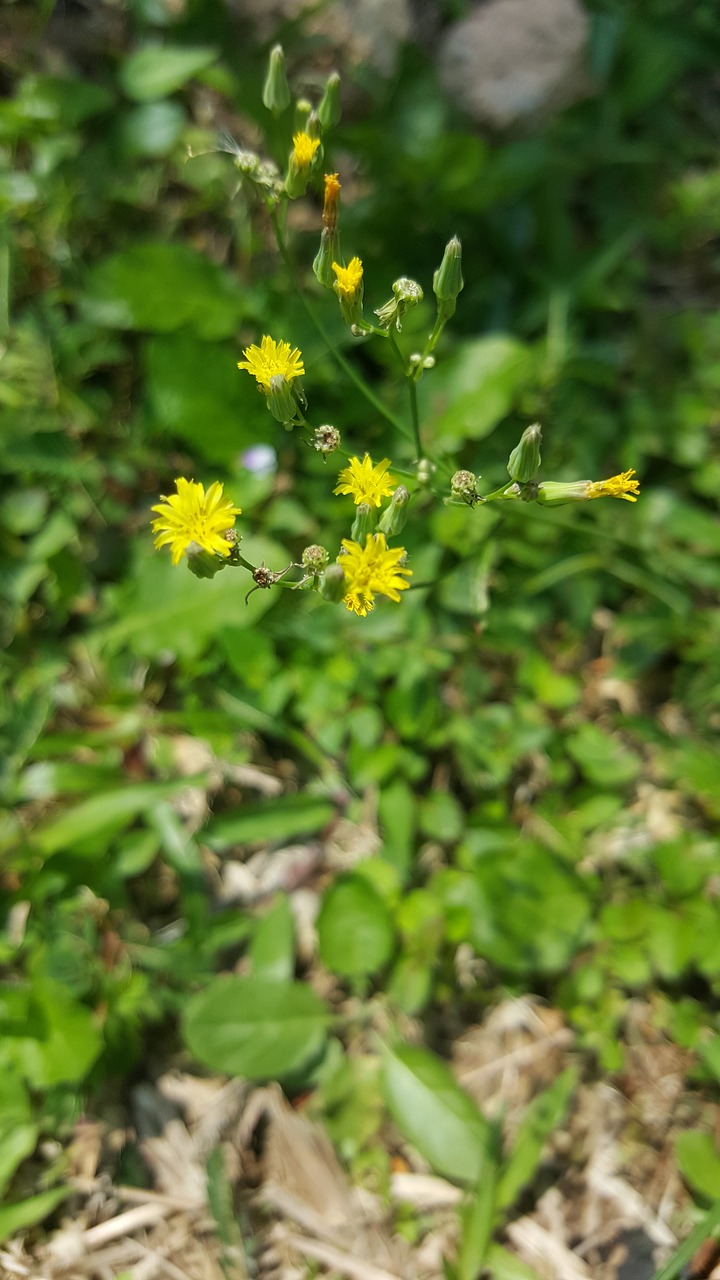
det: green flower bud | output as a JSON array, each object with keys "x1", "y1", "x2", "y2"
[
  {"x1": 313, "y1": 228, "x2": 341, "y2": 289},
  {"x1": 374, "y1": 277, "x2": 424, "y2": 332},
  {"x1": 351, "y1": 501, "x2": 376, "y2": 542},
  {"x1": 378, "y1": 485, "x2": 410, "y2": 536},
  {"x1": 267, "y1": 374, "x2": 297, "y2": 424},
  {"x1": 318, "y1": 72, "x2": 342, "y2": 130},
  {"x1": 319, "y1": 562, "x2": 347, "y2": 603},
  {"x1": 262, "y1": 45, "x2": 291, "y2": 116},
  {"x1": 433, "y1": 236, "x2": 464, "y2": 320},
  {"x1": 507, "y1": 422, "x2": 542, "y2": 483},
  {"x1": 294, "y1": 98, "x2": 312, "y2": 133},
  {"x1": 536, "y1": 480, "x2": 592, "y2": 506}
]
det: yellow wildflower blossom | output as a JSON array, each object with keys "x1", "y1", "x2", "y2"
[
  {"x1": 332, "y1": 256, "x2": 363, "y2": 302},
  {"x1": 586, "y1": 469, "x2": 640, "y2": 502},
  {"x1": 151, "y1": 478, "x2": 241, "y2": 566},
  {"x1": 334, "y1": 454, "x2": 396, "y2": 507},
  {"x1": 292, "y1": 132, "x2": 321, "y2": 168},
  {"x1": 238, "y1": 336, "x2": 305, "y2": 394},
  {"x1": 339, "y1": 533, "x2": 412, "y2": 616}
]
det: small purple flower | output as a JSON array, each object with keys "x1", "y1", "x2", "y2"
[{"x1": 241, "y1": 444, "x2": 277, "y2": 476}]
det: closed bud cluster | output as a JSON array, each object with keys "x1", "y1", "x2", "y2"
[
  {"x1": 302, "y1": 544, "x2": 329, "y2": 573},
  {"x1": 378, "y1": 485, "x2": 410, "y2": 536},
  {"x1": 318, "y1": 72, "x2": 342, "y2": 130},
  {"x1": 314, "y1": 424, "x2": 341, "y2": 455},
  {"x1": 507, "y1": 423, "x2": 542, "y2": 483},
  {"x1": 433, "y1": 236, "x2": 464, "y2": 321},
  {"x1": 262, "y1": 45, "x2": 291, "y2": 116},
  {"x1": 375, "y1": 277, "x2": 424, "y2": 332},
  {"x1": 451, "y1": 469, "x2": 479, "y2": 503}
]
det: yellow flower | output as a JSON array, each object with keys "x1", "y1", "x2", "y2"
[
  {"x1": 292, "y1": 132, "x2": 321, "y2": 168},
  {"x1": 238, "y1": 336, "x2": 305, "y2": 394},
  {"x1": 332, "y1": 256, "x2": 363, "y2": 302},
  {"x1": 339, "y1": 533, "x2": 411, "y2": 616},
  {"x1": 151, "y1": 478, "x2": 241, "y2": 566},
  {"x1": 334, "y1": 454, "x2": 396, "y2": 507},
  {"x1": 587, "y1": 469, "x2": 640, "y2": 502}
]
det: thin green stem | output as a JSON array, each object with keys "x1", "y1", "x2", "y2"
[
  {"x1": 270, "y1": 209, "x2": 414, "y2": 445},
  {"x1": 407, "y1": 376, "x2": 422, "y2": 460}
]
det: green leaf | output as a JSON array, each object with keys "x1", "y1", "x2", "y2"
[
  {"x1": 318, "y1": 875, "x2": 395, "y2": 978},
  {"x1": 33, "y1": 779, "x2": 191, "y2": 857},
  {"x1": 183, "y1": 976, "x2": 329, "y2": 1080},
  {"x1": 79, "y1": 243, "x2": 244, "y2": 338},
  {"x1": 566, "y1": 723, "x2": 642, "y2": 788},
  {"x1": 381, "y1": 1043, "x2": 490, "y2": 1184},
  {"x1": 205, "y1": 793, "x2": 335, "y2": 848},
  {"x1": 676, "y1": 1131, "x2": 720, "y2": 1201},
  {"x1": 496, "y1": 1068, "x2": 578, "y2": 1210},
  {"x1": 119, "y1": 100, "x2": 185, "y2": 157},
  {"x1": 0, "y1": 1071, "x2": 37, "y2": 1198},
  {"x1": 120, "y1": 45, "x2": 217, "y2": 101},
  {"x1": 486, "y1": 1244, "x2": 545, "y2": 1280},
  {"x1": 0, "y1": 1188, "x2": 70, "y2": 1245},
  {"x1": 457, "y1": 1159, "x2": 498, "y2": 1280},
  {"x1": 430, "y1": 336, "x2": 538, "y2": 447},
  {"x1": 0, "y1": 981, "x2": 102, "y2": 1088},
  {"x1": 250, "y1": 896, "x2": 296, "y2": 983},
  {"x1": 98, "y1": 536, "x2": 287, "y2": 661}
]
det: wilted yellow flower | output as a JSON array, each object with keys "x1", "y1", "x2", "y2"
[
  {"x1": 334, "y1": 454, "x2": 396, "y2": 507},
  {"x1": 151, "y1": 478, "x2": 241, "y2": 566},
  {"x1": 339, "y1": 533, "x2": 412, "y2": 616},
  {"x1": 238, "y1": 336, "x2": 304, "y2": 393},
  {"x1": 323, "y1": 173, "x2": 341, "y2": 230},
  {"x1": 587, "y1": 469, "x2": 640, "y2": 502},
  {"x1": 292, "y1": 132, "x2": 321, "y2": 168},
  {"x1": 332, "y1": 256, "x2": 363, "y2": 302}
]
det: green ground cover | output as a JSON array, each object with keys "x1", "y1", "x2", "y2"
[{"x1": 2, "y1": 1, "x2": 720, "y2": 1274}]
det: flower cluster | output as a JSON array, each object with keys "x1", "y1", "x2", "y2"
[{"x1": 150, "y1": 43, "x2": 641, "y2": 623}]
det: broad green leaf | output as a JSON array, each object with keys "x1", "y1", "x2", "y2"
[
  {"x1": 98, "y1": 536, "x2": 287, "y2": 661},
  {"x1": 318, "y1": 875, "x2": 395, "y2": 978},
  {"x1": 183, "y1": 976, "x2": 329, "y2": 1080},
  {"x1": 381, "y1": 1043, "x2": 490, "y2": 1184},
  {"x1": 0, "y1": 1071, "x2": 37, "y2": 1198},
  {"x1": 205, "y1": 793, "x2": 335, "y2": 848},
  {"x1": 675, "y1": 1130, "x2": 720, "y2": 1201},
  {"x1": 0, "y1": 981, "x2": 102, "y2": 1088},
  {"x1": 80, "y1": 243, "x2": 244, "y2": 338},
  {"x1": 0, "y1": 1188, "x2": 69, "y2": 1244},
  {"x1": 496, "y1": 1068, "x2": 578, "y2": 1210},
  {"x1": 250, "y1": 896, "x2": 296, "y2": 983},
  {"x1": 33, "y1": 779, "x2": 191, "y2": 857},
  {"x1": 119, "y1": 100, "x2": 185, "y2": 157},
  {"x1": 14, "y1": 75, "x2": 114, "y2": 126},
  {"x1": 430, "y1": 336, "x2": 538, "y2": 448},
  {"x1": 120, "y1": 45, "x2": 217, "y2": 101},
  {"x1": 566, "y1": 723, "x2": 642, "y2": 788},
  {"x1": 378, "y1": 778, "x2": 416, "y2": 878}
]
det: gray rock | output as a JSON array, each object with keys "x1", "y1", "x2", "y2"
[{"x1": 438, "y1": 0, "x2": 591, "y2": 129}]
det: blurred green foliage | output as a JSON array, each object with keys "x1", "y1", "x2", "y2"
[{"x1": 2, "y1": 0, "x2": 720, "y2": 1264}]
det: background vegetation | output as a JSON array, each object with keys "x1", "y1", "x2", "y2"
[{"x1": 2, "y1": 0, "x2": 720, "y2": 1274}]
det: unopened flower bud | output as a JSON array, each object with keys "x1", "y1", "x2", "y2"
[
  {"x1": 313, "y1": 228, "x2": 340, "y2": 289},
  {"x1": 302, "y1": 544, "x2": 329, "y2": 573},
  {"x1": 318, "y1": 72, "x2": 342, "y2": 130},
  {"x1": 267, "y1": 374, "x2": 297, "y2": 424},
  {"x1": 451, "y1": 469, "x2": 478, "y2": 502},
  {"x1": 375, "y1": 277, "x2": 424, "y2": 332},
  {"x1": 306, "y1": 110, "x2": 322, "y2": 140},
  {"x1": 417, "y1": 459, "x2": 436, "y2": 485},
  {"x1": 507, "y1": 422, "x2": 542, "y2": 483},
  {"x1": 262, "y1": 45, "x2": 291, "y2": 116},
  {"x1": 536, "y1": 480, "x2": 592, "y2": 506},
  {"x1": 433, "y1": 236, "x2": 463, "y2": 320},
  {"x1": 351, "y1": 501, "x2": 375, "y2": 542},
  {"x1": 314, "y1": 424, "x2": 341, "y2": 455},
  {"x1": 294, "y1": 98, "x2": 312, "y2": 132},
  {"x1": 378, "y1": 485, "x2": 410, "y2": 536},
  {"x1": 319, "y1": 562, "x2": 347, "y2": 603}
]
